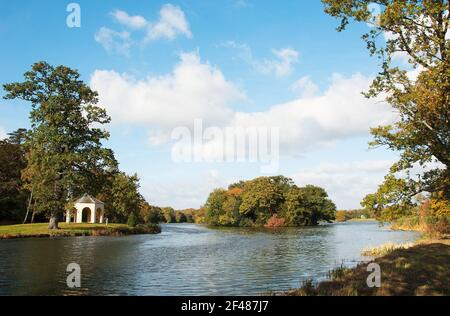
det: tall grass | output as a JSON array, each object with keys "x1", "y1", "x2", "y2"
[{"x1": 361, "y1": 242, "x2": 414, "y2": 257}]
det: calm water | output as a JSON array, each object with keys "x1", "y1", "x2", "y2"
[{"x1": 0, "y1": 222, "x2": 419, "y2": 296}]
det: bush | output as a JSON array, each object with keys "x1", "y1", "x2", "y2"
[
  {"x1": 127, "y1": 213, "x2": 138, "y2": 227},
  {"x1": 135, "y1": 224, "x2": 161, "y2": 234},
  {"x1": 424, "y1": 216, "x2": 450, "y2": 238},
  {"x1": 265, "y1": 214, "x2": 286, "y2": 228}
]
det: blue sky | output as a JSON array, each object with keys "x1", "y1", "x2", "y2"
[{"x1": 0, "y1": 1, "x2": 400, "y2": 209}]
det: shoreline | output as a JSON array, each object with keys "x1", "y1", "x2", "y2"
[
  {"x1": 0, "y1": 223, "x2": 161, "y2": 240},
  {"x1": 283, "y1": 225, "x2": 449, "y2": 296}
]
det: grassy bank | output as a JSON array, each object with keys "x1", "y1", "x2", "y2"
[
  {"x1": 0, "y1": 223, "x2": 161, "y2": 239},
  {"x1": 285, "y1": 239, "x2": 450, "y2": 296}
]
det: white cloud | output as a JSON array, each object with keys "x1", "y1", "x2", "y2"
[
  {"x1": 111, "y1": 10, "x2": 147, "y2": 29},
  {"x1": 293, "y1": 160, "x2": 394, "y2": 209},
  {"x1": 96, "y1": 5, "x2": 192, "y2": 54},
  {"x1": 290, "y1": 76, "x2": 319, "y2": 98},
  {"x1": 221, "y1": 42, "x2": 299, "y2": 77},
  {"x1": 141, "y1": 169, "x2": 232, "y2": 209},
  {"x1": 90, "y1": 52, "x2": 245, "y2": 131},
  {"x1": 0, "y1": 127, "x2": 7, "y2": 140},
  {"x1": 255, "y1": 48, "x2": 299, "y2": 77},
  {"x1": 146, "y1": 4, "x2": 192, "y2": 41},
  {"x1": 231, "y1": 73, "x2": 396, "y2": 154},
  {"x1": 94, "y1": 27, "x2": 132, "y2": 56},
  {"x1": 92, "y1": 53, "x2": 396, "y2": 156}
]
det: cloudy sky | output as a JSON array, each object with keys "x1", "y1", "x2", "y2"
[{"x1": 0, "y1": 1, "x2": 402, "y2": 209}]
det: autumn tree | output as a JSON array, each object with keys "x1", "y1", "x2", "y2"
[
  {"x1": 204, "y1": 176, "x2": 335, "y2": 227},
  {"x1": 140, "y1": 202, "x2": 163, "y2": 224},
  {"x1": 283, "y1": 185, "x2": 336, "y2": 226},
  {"x1": 322, "y1": 0, "x2": 449, "y2": 217},
  {"x1": 162, "y1": 207, "x2": 176, "y2": 223},
  {"x1": 3, "y1": 62, "x2": 117, "y2": 229},
  {"x1": 239, "y1": 177, "x2": 286, "y2": 225}
]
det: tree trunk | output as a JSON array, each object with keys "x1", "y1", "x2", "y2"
[
  {"x1": 23, "y1": 190, "x2": 33, "y2": 224},
  {"x1": 48, "y1": 215, "x2": 59, "y2": 230}
]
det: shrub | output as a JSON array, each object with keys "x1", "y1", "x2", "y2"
[
  {"x1": 135, "y1": 224, "x2": 161, "y2": 234},
  {"x1": 265, "y1": 214, "x2": 286, "y2": 228},
  {"x1": 127, "y1": 213, "x2": 138, "y2": 227},
  {"x1": 424, "y1": 215, "x2": 450, "y2": 238}
]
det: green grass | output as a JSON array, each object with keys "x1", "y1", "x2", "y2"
[{"x1": 0, "y1": 222, "x2": 161, "y2": 239}]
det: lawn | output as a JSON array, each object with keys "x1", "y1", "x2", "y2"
[{"x1": 0, "y1": 222, "x2": 160, "y2": 239}]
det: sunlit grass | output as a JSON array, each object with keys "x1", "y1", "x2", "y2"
[
  {"x1": 361, "y1": 242, "x2": 415, "y2": 257},
  {"x1": 0, "y1": 222, "x2": 156, "y2": 238}
]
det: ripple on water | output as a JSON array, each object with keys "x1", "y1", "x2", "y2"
[{"x1": 0, "y1": 222, "x2": 419, "y2": 295}]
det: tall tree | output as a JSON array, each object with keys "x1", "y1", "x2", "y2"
[
  {"x1": 239, "y1": 177, "x2": 286, "y2": 225},
  {"x1": 283, "y1": 185, "x2": 336, "y2": 226},
  {"x1": 323, "y1": 0, "x2": 450, "y2": 215},
  {"x1": 110, "y1": 172, "x2": 142, "y2": 223},
  {"x1": 3, "y1": 62, "x2": 117, "y2": 229}
]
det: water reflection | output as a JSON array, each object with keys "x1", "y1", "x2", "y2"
[{"x1": 0, "y1": 222, "x2": 419, "y2": 295}]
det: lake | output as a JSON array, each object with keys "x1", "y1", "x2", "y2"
[{"x1": 0, "y1": 222, "x2": 419, "y2": 295}]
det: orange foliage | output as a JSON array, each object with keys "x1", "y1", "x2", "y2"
[{"x1": 265, "y1": 214, "x2": 286, "y2": 228}]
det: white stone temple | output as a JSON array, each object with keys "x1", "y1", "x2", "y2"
[{"x1": 65, "y1": 193, "x2": 105, "y2": 224}]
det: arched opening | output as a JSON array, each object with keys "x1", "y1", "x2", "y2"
[{"x1": 82, "y1": 207, "x2": 92, "y2": 223}]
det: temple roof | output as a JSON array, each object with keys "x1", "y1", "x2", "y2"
[{"x1": 75, "y1": 193, "x2": 104, "y2": 205}]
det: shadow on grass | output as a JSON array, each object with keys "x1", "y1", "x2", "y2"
[{"x1": 287, "y1": 242, "x2": 450, "y2": 296}]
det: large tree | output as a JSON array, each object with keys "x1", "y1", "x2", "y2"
[
  {"x1": 3, "y1": 62, "x2": 117, "y2": 229},
  {"x1": 239, "y1": 177, "x2": 287, "y2": 225},
  {"x1": 110, "y1": 172, "x2": 142, "y2": 223},
  {"x1": 283, "y1": 185, "x2": 336, "y2": 226},
  {"x1": 322, "y1": 0, "x2": 449, "y2": 216},
  {"x1": 204, "y1": 176, "x2": 335, "y2": 227}
]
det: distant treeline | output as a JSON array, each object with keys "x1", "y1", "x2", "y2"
[{"x1": 335, "y1": 209, "x2": 376, "y2": 222}]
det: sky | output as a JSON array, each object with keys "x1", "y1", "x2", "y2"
[{"x1": 0, "y1": 0, "x2": 402, "y2": 210}]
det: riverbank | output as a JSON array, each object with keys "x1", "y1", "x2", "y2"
[
  {"x1": 285, "y1": 238, "x2": 450, "y2": 296},
  {"x1": 0, "y1": 223, "x2": 161, "y2": 239}
]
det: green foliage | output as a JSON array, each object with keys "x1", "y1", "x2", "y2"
[
  {"x1": 0, "y1": 132, "x2": 29, "y2": 222},
  {"x1": 361, "y1": 174, "x2": 416, "y2": 221},
  {"x1": 3, "y1": 62, "x2": 117, "y2": 227},
  {"x1": 335, "y1": 209, "x2": 376, "y2": 222},
  {"x1": 127, "y1": 212, "x2": 138, "y2": 228},
  {"x1": 322, "y1": 0, "x2": 450, "y2": 222},
  {"x1": 139, "y1": 203, "x2": 163, "y2": 224},
  {"x1": 175, "y1": 211, "x2": 187, "y2": 223},
  {"x1": 162, "y1": 207, "x2": 176, "y2": 223},
  {"x1": 204, "y1": 176, "x2": 336, "y2": 227},
  {"x1": 109, "y1": 172, "x2": 142, "y2": 223},
  {"x1": 239, "y1": 177, "x2": 287, "y2": 225},
  {"x1": 283, "y1": 185, "x2": 336, "y2": 226}
]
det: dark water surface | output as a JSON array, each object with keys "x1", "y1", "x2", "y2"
[{"x1": 0, "y1": 222, "x2": 419, "y2": 295}]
